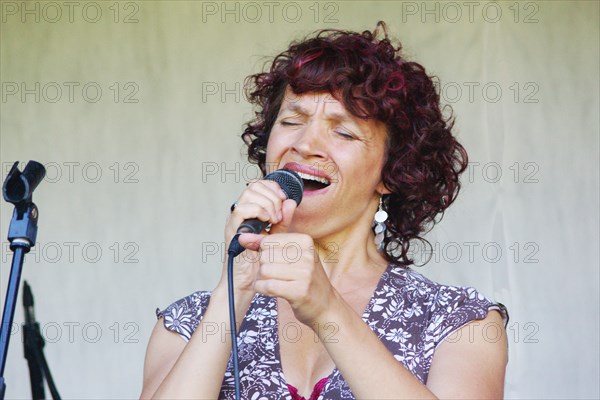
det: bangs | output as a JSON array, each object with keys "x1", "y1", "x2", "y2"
[{"x1": 283, "y1": 40, "x2": 406, "y2": 122}]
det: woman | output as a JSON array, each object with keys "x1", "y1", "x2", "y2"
[{"x1": 141, "y1": 22, "x2": 508, "y2": 399}]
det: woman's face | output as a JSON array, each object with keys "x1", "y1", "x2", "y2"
[{"x1": 265, "y1": 88, "x2": 389, "y2": 240}]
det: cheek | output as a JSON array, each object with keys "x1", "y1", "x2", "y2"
[
  {"x1": 267, "y1": 127, "x2": 301, "y2": 165},
  {"x1": 351, "y1": 167, "x2": 384, "y2": 198},
  {"x1": 340, "y1": 148, "x2": 385, "y2": 186},
  {"x1": 265, "y1": 131, "x2": 284, "y2": 165}
]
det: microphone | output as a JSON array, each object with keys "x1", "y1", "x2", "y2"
[
  {"x1": 228, "y1": 168, "x2": 304, "y2": 256},
  {"x1": 236, "y1": 168, "x2": 304, "y2": 234}
]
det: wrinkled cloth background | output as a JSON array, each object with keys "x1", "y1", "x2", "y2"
[{"x1": 1, "y1": 1, "x2": 598, "y2": 398}]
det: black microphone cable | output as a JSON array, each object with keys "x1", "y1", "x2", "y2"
[
  {"x1": 227, "y1": 234, "x2": 245, "y2": 400},
  {"x1": 225, "y1": 169, "x2": 303, "y2": 400}
]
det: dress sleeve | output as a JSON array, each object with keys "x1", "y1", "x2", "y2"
[
  {"x1": 155, "y1": 290, "x2": 212, "y2": 342},
  {"x1": 428, "y1": 285, "x2": 509, "y2": 349}
]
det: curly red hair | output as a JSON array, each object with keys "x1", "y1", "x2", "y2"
[{"x1": 242, "y1": 22, "x2": 468, "y2": 267}]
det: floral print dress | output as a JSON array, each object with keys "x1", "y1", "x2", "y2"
[{"x1": 157, "y1": 264, "x2": 508, "y2": 399}]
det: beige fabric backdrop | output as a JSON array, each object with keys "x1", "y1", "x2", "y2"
[{"x1": 1, "y1": 1, "x2": 598, "y2": 398}]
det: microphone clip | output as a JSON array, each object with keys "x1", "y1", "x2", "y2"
[{"x1": 2, "y1": 161, "x2": 46, "y2": 251}]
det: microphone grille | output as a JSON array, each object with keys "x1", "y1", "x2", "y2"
[{"x1": 265, "y1": 169, "x2": 304, "y2": 205}]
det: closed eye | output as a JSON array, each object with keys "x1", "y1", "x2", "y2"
[
  {"x1": 280, "y1": 121, "x2": 300, "y2": 126},
  {"x1": 335, "y1": 130, "x2": 355, "y2": 140}
]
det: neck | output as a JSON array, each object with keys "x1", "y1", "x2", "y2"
[{"x1": 313, "y1": 225, "x2": 389, "y2": 288}]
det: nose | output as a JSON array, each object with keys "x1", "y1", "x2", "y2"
[{"x1": 291, "y1": 120, "x2": 328, "y2": 160}]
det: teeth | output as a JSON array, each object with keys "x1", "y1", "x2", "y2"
[{"x1": 296, "y1": 171, "x2": 330, "y2": 185}]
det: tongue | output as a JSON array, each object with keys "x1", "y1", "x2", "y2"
[{"x1": 303, "y1": 179, "x2": 327, "y2": 191}]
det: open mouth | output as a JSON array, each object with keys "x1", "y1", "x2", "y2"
[{"x1": 296, "y1": 171, "x2": 331, "y2": 191}]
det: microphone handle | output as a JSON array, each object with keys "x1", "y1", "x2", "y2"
[{"x1": 237, "y1": 219, "x2": 268, "y2": 234}]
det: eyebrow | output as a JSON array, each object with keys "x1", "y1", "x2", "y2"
[
  {"x1": 281, "y1": 100, "x2": 356, "y2": 124},
  {"x1": 281, "y1": 101, "x2": 310, "y2": 115}
]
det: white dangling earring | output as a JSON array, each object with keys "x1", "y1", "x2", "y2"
[{"x1": 373, "y1": 196, "x2": 388, "y2": 252}]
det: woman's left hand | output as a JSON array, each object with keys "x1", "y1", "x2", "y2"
[{"x1": 237, "y1": 199, "x2": 337, "y2": 326}]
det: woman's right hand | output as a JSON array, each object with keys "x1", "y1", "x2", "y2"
[
  {"x1": 217, "y1": 179, "x2": 288, "y2": 294},
  {"x1": 143, "y1": 180, "x2": 287, "y2": 399}
]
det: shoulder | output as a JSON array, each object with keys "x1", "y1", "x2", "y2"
[
  {"x1": 370, "y1": 266, "x2": 508, "y2": 385},
  {"x1": 156, "y1": 290, "x2": 212, "y2": 342},
  {"x1": 381, "y1": 266, "x2": 508, "y2": 346}
]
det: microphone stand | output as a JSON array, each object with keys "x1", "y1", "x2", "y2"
[
  {"x1": 0, "y1": 161, "x2": 46, "y2": 400},
  {"x1": 23, "y1": 281, "x2": 61, "y2": 400},
  {"x1": 23, "y1": 281, "x2": 44, "y2": 399}
]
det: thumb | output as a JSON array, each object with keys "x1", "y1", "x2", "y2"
[
  {"x1": 237, "y1": 232, "x2": 264, "y2": 252},
  {"x1": 269, "y1": 199, "x2": 297, "y2": 234}
]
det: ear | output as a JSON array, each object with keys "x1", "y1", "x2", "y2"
[{"x1": 376, "y1": 181, "x2": 392, "y2": 195}]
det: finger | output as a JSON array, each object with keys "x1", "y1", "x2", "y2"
[
  {"x1": 258, "y1": 180, "x2": 288, "y2": 200},
  {"x1": 269, "y1": 199, "x2": 297, "y2": 235},
  {"x1": 259, "y1": 234, "x2": 314, "y2": 266},
  {"x1": 254, "y1": 278, "x2": 298, "y2": 298},
  {"x1": 237, "y1": 233, "x2": 264, "y2": 252},
  {"x1": 247, "y1": 179, "x2": 287, "y2": 203},
  {"x1": 257, "y1": 262, "x2": 299, "y2": 281},
  {"x1": 236, "y1": 193, "x2": 278, "y2": 223},
  {"x1": 240, "y1": 181, "x2": 286, "y2": 222},
  {"x1": 228, "y1": 202, "x2": 272, "y2": 227},
  {"x1": 225, "y1": 202, "x2": 273, "y2": 244}
]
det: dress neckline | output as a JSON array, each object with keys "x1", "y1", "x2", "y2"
[{"x1": 272, "y1": 262, "x2": 397, "y2": 399}]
